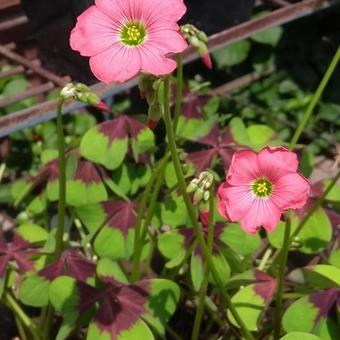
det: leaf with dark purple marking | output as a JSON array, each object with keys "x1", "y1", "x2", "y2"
[
  {"x1": 0, "y1": 232, "x2": 41, "y2": 297},
  {"x1": 228, "y1": 271, "x2": 276, "y2": 331},
  {"x1": 49, "y1": 275, "x2": 179, "y2": 340},
  {"x1": 40, "y1": 249, "x2": 96, "y2": 282},
  {"x1": 66, "y1": 157, "x2": 108, "y2": 206},
  {"x1": 329, "y1": 235, "x2": 340, "y2": 269},
  {"x1": 80, "y1": 115, "x2": 154, "y2": 170},
  {"x1": 77, "y1": 200, "x2": 139, "y2": 260},
  {"x1": 188, "y1": 125, "x2": 237, "y2": 173},
  {"x1": 283, "y1": 289, "x2": 340, "y2": 339},
  {"x1": 20, "y1": 249, "x2": 96, "y2": 307}
]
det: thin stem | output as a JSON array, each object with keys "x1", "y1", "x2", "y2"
[
  {"x1": 139, "y1": 159, "x2": 167, "y2": 248},
  {"x1": 291, "y1": 168, "x2": 340, "y2": 240},
  {"x1": 130, "y1": 154, "x2": 170, "y2": 282},
  {"x1": 289, "y1": 46, "x2": 340, "y2": 150},
  {"x1": 191, "y1": 188, "x2": 215, "y2": 340},
  {"x1": 15, "y1": 314, "x2": 28, "y2": 340},
  {"x1": 162, "y1": 77, "x2": 254, "y2": 340},
  {"x1": 273, "y1": 214, "x2": 291, "y2": 340},
  {"x1": 257, "y1": 248, "x2": 273, "y2": 271},
  {"x1": 4, "y1": 292, "x2": 40, "y2": 340},
  {"x1": 173, "y1": 53, "x2": 184, "y2": 131},
  {"x1": 55, "y1": 98, "x2": 66, "y2": 258}
]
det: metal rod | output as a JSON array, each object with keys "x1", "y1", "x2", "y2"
[
  {"x1": 0, "y1": 0, "x2": 338, "y2": 137},
  {"x1": 0, "y1": 45, "x2": 67, "y2": 87},
  {"x1": 0, "y1": 82, "x2": 54, "y2": 108},
  {"x1": 0, "y1": 15, "x2": 28, "y2": 31}
]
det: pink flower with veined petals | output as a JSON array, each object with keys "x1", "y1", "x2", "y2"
[
  {"x1": 217, "y1": 146, "x2": 310, "y2": 234},
  {"x1": 70, "y1": 0, "x2": 188, "y2": 83}
]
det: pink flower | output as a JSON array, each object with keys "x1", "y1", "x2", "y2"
[
  {"x1": 70, "y1": 0, "x2": 188, "y2": 83},
  {"x1": 217, "y1": 146, "x2": 310, "y2": 234}
]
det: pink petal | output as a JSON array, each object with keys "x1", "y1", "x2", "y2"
[
  {"x1": 139, "y1": 44, "x2": 177, "y2": 76},
  {"x1": 240, "y1": 198, "x2": 282, "y2": 234},
  {"x1": 89, "y1": 45, "x2": 141, "y2": 83},
  {"x1": 147, "y1": 29, "x2": 188, "y2": 54},
  {"x1": 70, "y1": 6, "x2": 119, "y2": 57},
  {"x1": 271, "y1": 172, "x2": 310, "y2": 210},
  {"x1": 217, "y1": 183, "x2": 231, "y2": 220},
  {"x1": 142, "y1": 0, "x2": 187, "y2": 29},
  {"x1": 219, "y1": 183, "x2": 254, "y2": 222},
  {"x1": 226, "y1": 149, "x2": 260, "y2": 186},
  {"x1": 258, "y1": 146, "x2": 299, "y2": 182},
  {"x1": 95, "y1": 0, "x2": 126, "y2": 22}
]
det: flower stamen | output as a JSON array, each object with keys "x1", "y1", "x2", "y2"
[
  {"x1": 120, "y1": 22, "x2": 146, "y2": 46},
  {"x1": 252, "y1": 178, "x2": 272, "y2": 198}
]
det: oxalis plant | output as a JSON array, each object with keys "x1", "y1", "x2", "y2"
[{"x1": 1, "y1": 1, "x2": 340, "y2": 340}]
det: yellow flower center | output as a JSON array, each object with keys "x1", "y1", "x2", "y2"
[
  {"x1": 120, "y1": 22, "x2": 146, "y2": 46},
  {"x1": 252, "y1": 178, "x2": 272, "y2": 198}
]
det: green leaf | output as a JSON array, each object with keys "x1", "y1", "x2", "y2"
[
  {"x1": 227, "y1": 284, "x2": 266, "y2": 331},
  {"x1": 283, "y1": 292, "x2": 340, "y2": 340},
  {"x1": 96, "y1": 258, "x2": 128, "y2": 284},
  {"x1": 143, "y1": 279, "x2": 180, "y2": 336},
  {"x1": 190, "y1": 254, "x2": 204, "y2": 292},
  {"x1": 219, "y1": 223, "x2": 261, "y2": 257},
  {"x1": 20, "y1": 274, "x2": 50, "y2": 307},
  {"x1": 94, "y1": 227, "x2": 134, "y2": 260},
  {"x1": 324, "y1": 180, "x2": 340, "y2": 202},
  {"x1": 66, "y1": 180, "x2": 107, "y2": 207},
  {"x1": 161, "y1": 194, "x2": 189, "y2": 228},
  {"x1": 213, "y1": 40, "x2": 251, "y2": 67},
  {"x1": 268, "y1": 209, "x2": 332, "y2": 254},
  {"x1": 247, "y1": 124, "x2": 276, "y2": 150},
  {"x1": 251, "y1": 26, "x2": 283, "y2": 46},
  {"x1": 16, "y1": 223, "x2": 48, "y2": 244},
  {"x1": 329, "y1": 239, "x2": 340, "y2": 269},
  {"x1": 288, "y1": 265, "x2": 340, "y2": 289},
  {"x1": 87, "y1": 319, "x2": 154, "y2": 340},
  {"x1": 280, "y1": 332, "x2": 322, "y2": 340},
  {"x1": 158, "y1": 231, "x2": 186, "y2": 268},
  {"x1": 81, "y1": 127, "x2": 128, "y2": 170},
  {"x1": 229, "y1": 117, "x2": 252, "y2": 147}
]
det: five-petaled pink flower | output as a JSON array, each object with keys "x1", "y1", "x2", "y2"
[
  {"x1": 217, "y1": 146, "x2": 310, "y2": 234},
  {"x1": 70, "y1": 0, "x2": 188, "y2": 83}
]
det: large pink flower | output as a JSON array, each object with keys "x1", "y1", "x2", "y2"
[
  {"x1": 217, "y1": 146, "x2": 310, "y2": 234},
  {"x1": 70, "y1": 0, "x2": 188, "y2": 83}
]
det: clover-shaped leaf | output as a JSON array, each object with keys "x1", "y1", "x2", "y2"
[{"x1": 80, "y1": 115, "x2": 154, "y2": 170}]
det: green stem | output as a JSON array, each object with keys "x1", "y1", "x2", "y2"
[
  {"x1": 130, "y1": 154, "x2": 170, "y2": 282},
  {"x1": 257, "y1": 248, "x2": 273, "y2": 271},
  {"x1": 139, "y1": 160, "x2": 167, "y2": 248},
  {"x1": 55, "y1": 98, "x2": 66, "y2": 258},
  {"x1": 15, "y1": 314, "x2": 28, "y2": 340},
  {"x1": 191, "y1": 187, "x2": 215, "y2": 340},
  {"x1": 162, "y1": 77, "x2": 254, "y2": 340},
  {"x1": 4, "y1": 292, "x2": 40, "y2": 340},
  {"x1": 289, "y1": 46, "x2": 340, "y2": 150},
  {"x1": 273, "y1": 214, "x2": 291, "y2": 340},
  {"x1": 291, "y1": 168, "x2": 340, "y2": 240},
  {"x1": 173, "y1": 53, "x2": 184, "y2": 131}
]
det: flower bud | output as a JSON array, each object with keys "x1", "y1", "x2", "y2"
[
  {"x1": 60, "y1": 82, "x2": 110, "y2": 112},
  {"x1": 187, "y1": 178, "x2": 199, "y2": 193},
  {"x1": 203, "y1": 190, "x2": 210, "y2": 201},
  {"x1": 193, "y1": 187, "x2": 204, "y2": 205}
]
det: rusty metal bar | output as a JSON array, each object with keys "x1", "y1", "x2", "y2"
[
  {"x1": 0, "y1": 15, "x2": 28, "y2": 31},
  {"x1": 184, "y1": 0, "x2": 337, "y2": 62},
  {"x1": 0, "y1": 45, "x2": 67, "y2": 87},
  {"x1": 209, "y1": 66, "x2": 276, "y2": 96},
  {"x1": 264, "y1": 0, "x2": 291, "y2": 8},
  {"x1": 0, "y1": 0, "x2": 338, "y2": 137},
  {"x1": 0, "y1": 82, "x2": 54, "y2": 108},
  {"x1": 0, "y1": 65, "x2": 24, "y2": 79}
]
